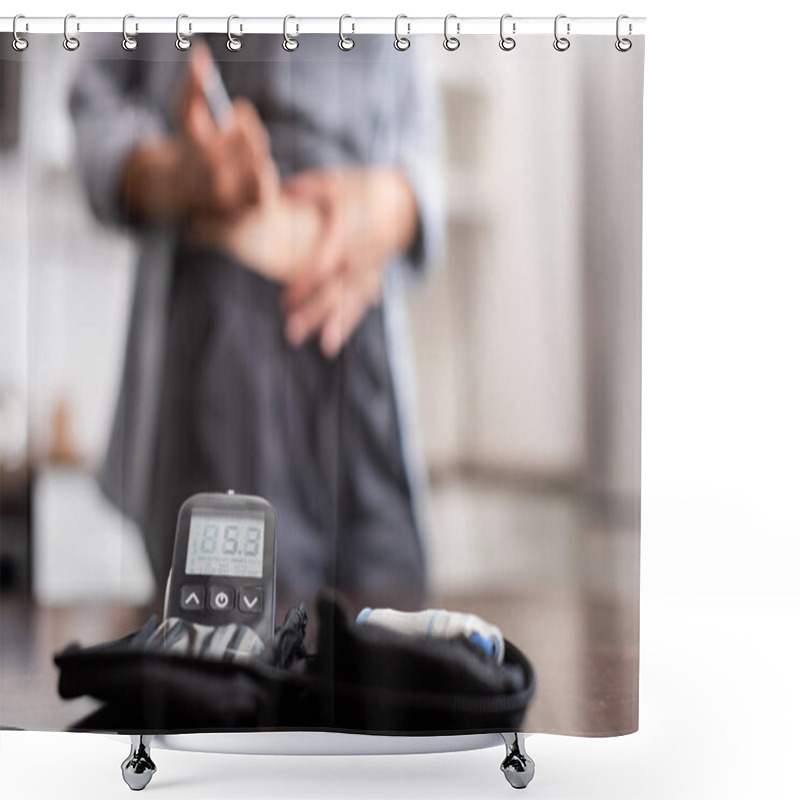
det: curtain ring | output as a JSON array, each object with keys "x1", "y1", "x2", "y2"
[
  {"x1": 615, "y1": 14, "x2": 632, "y2": 52},
  {"x1": 175, "y1": 14, "x2": 191, "y2": 51},
  {"x1": 63, "y1": 13, "x2": 80, "y2": 51},
  {"x1": 122, "y1": 15, "x2": 138, "y2": 51},
  {"x1": 394, "y1": 14, "x2": 410, "y2": 51},
  {"x1": 227, "y1": 15, "x2": 242, "y2": 51},
  {"x1": 12, "y1": 15, "x2": 29, "y2": 52},
  {"x1": 553, "y1": 14, "x2": 570, "y2": 52},
  {"x1": 443, "y1": 14, "x2": 460, "y2": 51},
  {"x1": 283, "y1": 15, "x2": 299, "y2": 51},
  {"x1": 499, "y1": 14, "x2": 516, "y2": 51},
  {"x1": 339, "y1": 14, "x2": 355, "y2": 51}
]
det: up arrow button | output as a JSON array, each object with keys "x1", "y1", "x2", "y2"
[{"x1": 180, "y1": 585, "x2": 205, "y2": 611}]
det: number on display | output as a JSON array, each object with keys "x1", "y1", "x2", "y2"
[{"x1": 200, "y1": 523, "x2": 261, "y2": 557}]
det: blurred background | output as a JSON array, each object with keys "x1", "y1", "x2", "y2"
[{"x1": 0, "y1": 35, "x2": 640, "y2": 734}]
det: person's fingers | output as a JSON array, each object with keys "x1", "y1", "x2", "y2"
[
  {"x1": 183, "y1": 89, "x2": 217, "y2": 145},
  {"x1": 282, "y1": 172, "x2": 349, "y2": 309},
  {"x1": 319, "y1": 291, "x2": 363, "y2": 359},
  {"x1": 284, "y1": 274, "x2": 345, "y2": 348},
  {"x1": 191, "y1": 38, "x2": 214, "y2": 69},
  {"x1": 222, "y1": 125, "x2": 260, "y2": 209},
  {"x1": 286, "y1": 169, "x2": 376, "y2": 281},
  {"x1": 208, "y1": 156, "x2": 242, "y2": 213},
  {"x1": 284, "y1": 195, "x2": 347, "y2": 309},
  {"x1": 320, "y1": 267, "x2": 383, "y2": 358},
  {"x1": 198, "y1": 100, "x2": 271, "y2": 213},
  {"x1": 181, "y1": 45, "x2": 215, "y2": 143},
  {"x1": 232, "y1": 99, "x2": 270, "y2": 158},
  {"x1": 182, "y1": 49, "x2": 207, "y2": 112},
  {"x1": 199, "y1": 103, "x2": 269, "y2": 214},
  {"x1": 261, "y1": 158, "x2": 282, "y2": 204},
  {"x1": 230, "y1": 101, "x2": 273, "y2": 206}
]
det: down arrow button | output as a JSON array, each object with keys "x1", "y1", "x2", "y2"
[{"x1": 238, "y1": 588, "x2": 263, "y2": 614}]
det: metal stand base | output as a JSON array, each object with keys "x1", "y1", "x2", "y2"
[
  {"x1": 500, "y1": 733, "x2": 535, "y2": 789},
  {"x1": 118, "y1": 732, "x2": 533, "y2": 790},
  {"x1": 121, "y1": 735, "x2": 156, "y2": 791}
]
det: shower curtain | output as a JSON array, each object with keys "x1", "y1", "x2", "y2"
[{"x1": 0, "y1": 22, "x2": 644, "y2": 747}]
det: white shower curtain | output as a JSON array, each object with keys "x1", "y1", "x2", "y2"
[{"x1": 0, "y1": 21, "x2": 643, "y2": 743}]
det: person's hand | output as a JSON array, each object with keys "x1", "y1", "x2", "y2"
[
  {"x1": 121, "y1": 42, "x2": 278, "y2": 223},
  {"x1": 285, "y1": 242, "x2": 386, "y2": 358},
  {"x1": 281, "y1": 168, "x2": 418, "y2": 358},
  {"x1": 176, "y1": 42, "x2": 278, "y2": 218}
]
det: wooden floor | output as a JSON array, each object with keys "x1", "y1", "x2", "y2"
[
  {"x1": 2, "y1": 478, "x2": 639, "y2": 735},
  {"x1": 0, "y1": 583, "x2": 637, "y2": 735}
]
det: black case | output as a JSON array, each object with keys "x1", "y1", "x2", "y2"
[{"x1": 55, "y1": 594, "x2": 535, "y2": 735}]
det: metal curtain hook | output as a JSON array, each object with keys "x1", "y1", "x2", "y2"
[
  {"x1": 499, "y1": 14, "x2": 516, "y2": 51},
  {"x1": 615, "y1": 14, "x2": 632, "y2": 51},
  {"x1": 12, "y1": 14, "x2": 29, "y2": 52},
  {"x1": 175, "y1": 14, "x2": 191, "y2": 51},
  {"x1": 394, "y1": 14, "x2": 410, "y2": 51},
  {"x1": 122, "y1": 14, "x2": 138, "y2": 51},
  {"x1": 283, "y1": 15, "x2": 299, "y2": 51},
  {"x1": 63, "y1": 13, "x2": 80, "y2": 51},
  {"x1": 443, "y1": 14, "x2": 460, "y2": 51},
  {"x1": 227, "y1": 15, "x2": 242, "y2": 51},
  {"x1": 553, "y1": 14, "x2": 570, "y2": 52},
  {"x1": 339, "y1": 14, "x2": 355, "y2": 51}
]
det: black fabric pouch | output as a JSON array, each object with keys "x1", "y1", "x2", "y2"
[{"x1": 55, "y1": 593, "x2": 535, "y2": 735}]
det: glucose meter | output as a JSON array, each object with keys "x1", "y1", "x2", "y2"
[{"x1": 164, "y1": 492, "x2": 277, "y2": 641}]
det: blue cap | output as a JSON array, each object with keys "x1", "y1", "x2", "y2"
[
  {"x1": 468, "y1": 631, "x2": 502, "y2": 662},
  {"x1": 355, "y1": 608, "x2": 373, "y2": 625}
]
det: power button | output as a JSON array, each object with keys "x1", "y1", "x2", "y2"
[{"x1": 208, "y1": 586, "x2": 235, "y2": 612}]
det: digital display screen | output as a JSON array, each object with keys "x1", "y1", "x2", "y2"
[{"x1": 185, "y1": 509, "x2": 265, "y2": 578}]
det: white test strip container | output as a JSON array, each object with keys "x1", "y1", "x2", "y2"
[{"x1": 355, "y1": 608, "x2": 505, "y2": 664}]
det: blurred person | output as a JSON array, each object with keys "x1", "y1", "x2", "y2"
[{"x1": 70, "y1": 35, "x2": 442, "y2": 615}]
